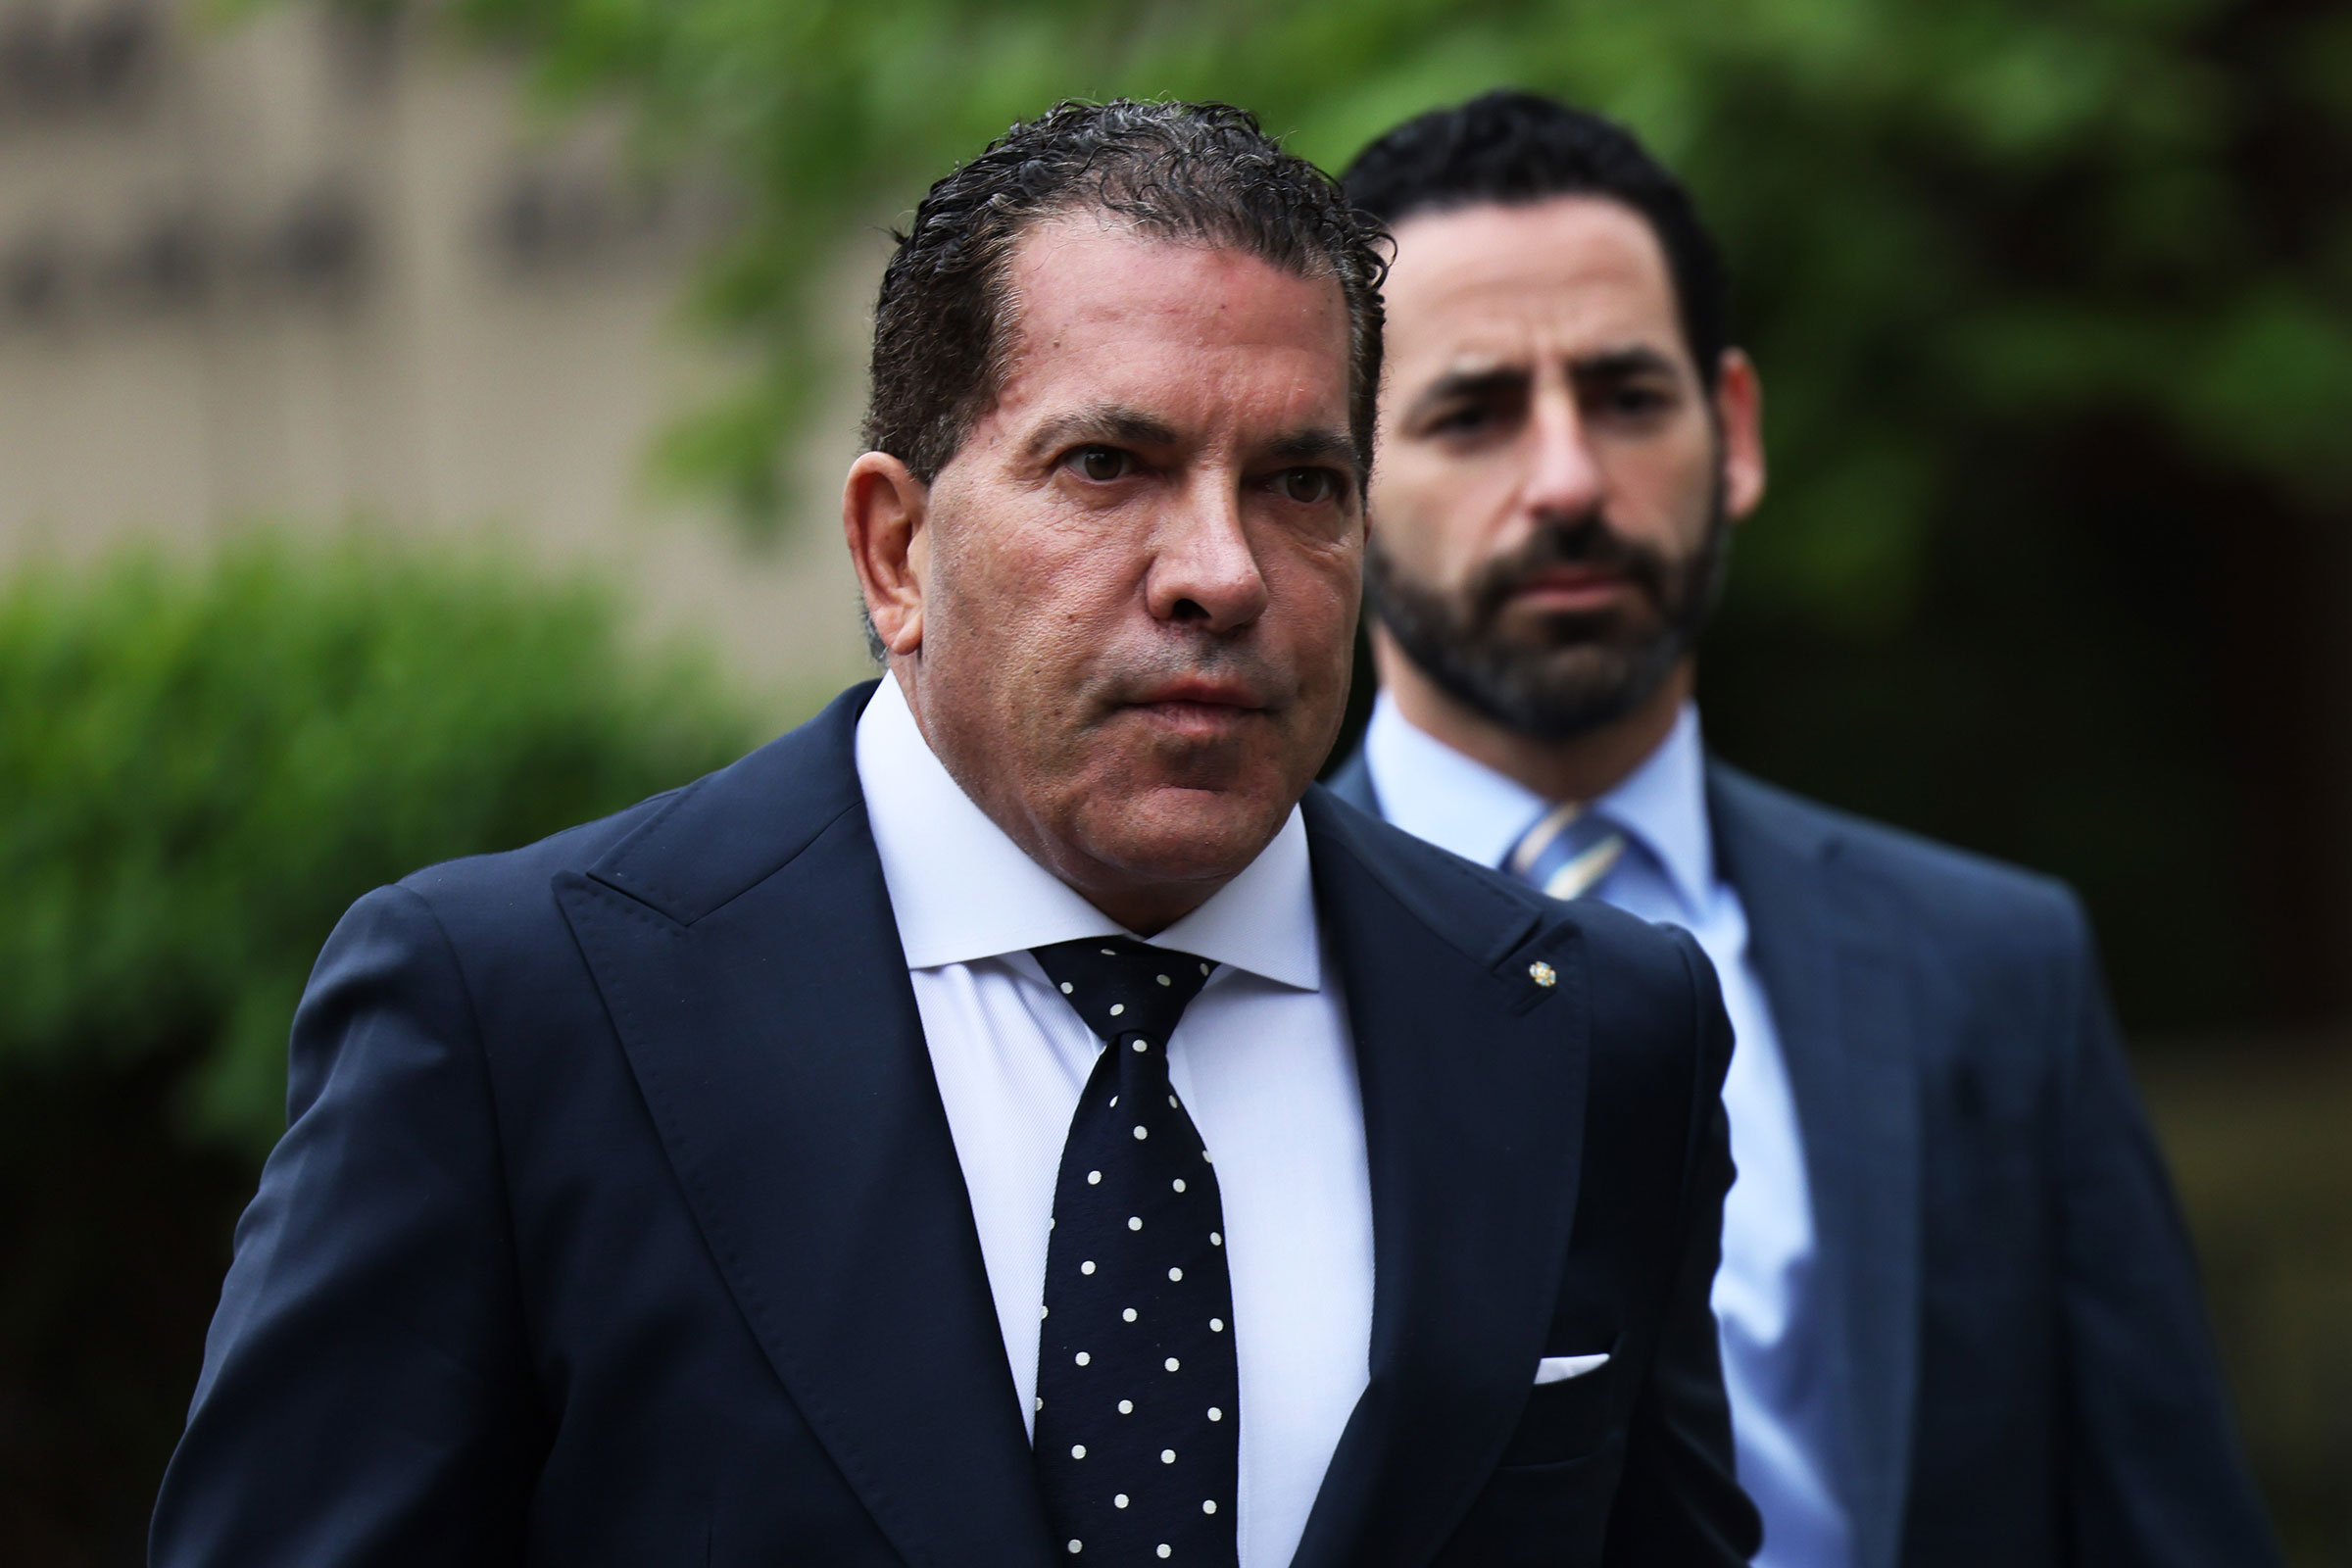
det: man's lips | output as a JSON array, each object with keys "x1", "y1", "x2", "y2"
[
  {"x1": 1118, "y1": 679, "x2": 1271, "y2": 735},
  {"x1": 1128, "y1": 677, "x2": 1266, "y2": 710},
  {"x1": 1505, "y1": 567, "x2": 1633, "y2": 612}
]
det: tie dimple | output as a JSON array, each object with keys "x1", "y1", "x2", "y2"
[{"x1": 1030, "y1": 938, "x2": 1238, "y2": 1566}]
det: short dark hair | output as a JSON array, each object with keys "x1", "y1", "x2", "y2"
[
  {"x1": 1342, "y1": 90, "x2": 1730, "y2": 386},
  {"x1": 863, "y1": 99, "x2": 1390, "y2": 484}
]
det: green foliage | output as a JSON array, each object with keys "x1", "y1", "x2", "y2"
[
  {"x1": 425, "y1": 0, "x2": 2351, "y2": 555},
  {"x1": 0, "y1": 539, "x2": 760, "y2": 1159},
  {"x1": 404, "y1": 0, "x2": 2352, "y2": 1031}
]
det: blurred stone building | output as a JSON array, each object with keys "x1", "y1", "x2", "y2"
[{"x1": 0, "y1": 0, "x2": 873, "y2": 698}]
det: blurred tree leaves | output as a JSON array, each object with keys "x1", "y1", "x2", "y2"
[
  {"x1": 0, "y1": 539, "x2": 757, "y2": 1157},
  {"x1": 423, "y1": 0, "x2": 2350, "y2": 549},
  {"x1": 406, "y1": 0, "x2": 2351, "y2": 1028}
]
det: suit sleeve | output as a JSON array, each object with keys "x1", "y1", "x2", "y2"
[
  {"x1": 2046, "y1": 896, "x2": 2281, "y2": 1566},
  {"x1": 1603, "y1": 929, "x2": 1762, "y2": 1565},
  {"x1": 150, "y1": 885, "x2": 542, "y2": 1568}
]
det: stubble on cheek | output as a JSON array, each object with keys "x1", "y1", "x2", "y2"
[
  {"x1": 928, "y1": 557, "x2": 1146, "y2": 843},
  {"x1": 917, "y1": 488, "x2": 1355, "y2": 893}
]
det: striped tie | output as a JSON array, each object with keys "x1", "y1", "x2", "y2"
[{"x1": 1506, "y1": 801, "x2": 1627, "y2": 902}]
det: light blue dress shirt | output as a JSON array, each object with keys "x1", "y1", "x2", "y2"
[{"x1": 1362, "y1": 693, "x2": 1853, "y2": 1568}]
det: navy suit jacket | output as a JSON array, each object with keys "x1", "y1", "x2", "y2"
[
  {"x1": 153, "y1": 683, "x2": 1763, "y2": 1567},
  {"x1": 1326, "y1": 749, "x2": 2279, "y2": 1568}
]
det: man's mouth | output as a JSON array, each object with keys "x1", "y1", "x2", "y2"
[
  {"x1": 1504, "y1": 565, "x2": 1633, "y2": 613},
  {"x1": 1122, "y1": 678, "x2": 1270, "y2": 738}
]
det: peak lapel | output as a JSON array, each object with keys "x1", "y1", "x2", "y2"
[
  {"x1": 555, "y1": 688, "x2": 1054, "y2": 1568},
  {"x1": 1710, "y1": 766, "x2": 1922, "y2": 1568},
  {"x1": 1289, "y1": 793, "x2": 1592, "y2": 1568}
]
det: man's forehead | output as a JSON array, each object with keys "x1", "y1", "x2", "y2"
[
  {"x1": 1004, "y1": 215, "x2": 1348, "y2": 343},
  {"x1": 1382, "y1": 196, "x2": 1682, "y2": 368},
  {"x1": 986, "y1": 219, "x2": 1354, "y2": 441}
]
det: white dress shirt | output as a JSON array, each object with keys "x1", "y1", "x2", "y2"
[
  {"x1": 856, "y1": 675, "x2": 1375, "y2": 1568},
  {"x1": 1364, "y1": 693, "x2": 1853, "y2": 1568}
]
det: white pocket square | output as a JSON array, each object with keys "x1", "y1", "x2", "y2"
[{"x1": 1534, "y1": 1352, "x2": 1610, "y2": 1385}]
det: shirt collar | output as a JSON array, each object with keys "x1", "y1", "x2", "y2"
[
  {"x1": 1361, "y1": 694, "x2": 1547, "y2": 869},
  {"x1": 1361, "y1": 691, "x2": 1718, "y2": 921},
  {"x1": 1596, "y1": 702, "x2": 1716, "y2": 921},
  {"x1": 854, "y1": 673, "x2": 1322, "y2": 991}
]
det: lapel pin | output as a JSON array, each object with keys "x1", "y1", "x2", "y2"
[{"x1": 1528, "y1": 960, "x2": 1557, "y2": 989}]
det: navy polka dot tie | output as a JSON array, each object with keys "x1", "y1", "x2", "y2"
[{"x1": 1030, "y1": 938, "x2": 1239, "y2": 1566}]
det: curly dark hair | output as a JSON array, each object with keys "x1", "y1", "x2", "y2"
[
  {"x1": 1342, "y1": 90, "x2": 1730, "y2": 387},
  {"x1": 863, "y1": 99, "x2": 1390, "y2": 484}
]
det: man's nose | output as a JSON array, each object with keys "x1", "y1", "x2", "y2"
[
  {"x1": 1145, "y1": 483, "x2": 1271, "y2": 632},
  {"x1": 1521, "y1": 385, "x2": 1605, "y2": 520}
]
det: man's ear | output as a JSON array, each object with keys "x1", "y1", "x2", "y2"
[
  {"x1": 1714, "y1": 349, "x2": 1766, "y2": 522},
  {"x1": 843, "y1": 452, "x2": 931, "y2": 657}
]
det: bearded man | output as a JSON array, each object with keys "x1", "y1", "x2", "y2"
[{"x1": 1329, "y1": 90, "x2": 2278, "y2": 1568}]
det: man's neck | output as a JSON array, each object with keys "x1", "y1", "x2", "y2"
[{"x1": 1373, "y1": 635, "x2": 1692, "y2": 806}]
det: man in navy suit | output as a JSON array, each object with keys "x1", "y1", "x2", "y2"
[
  {"x1": 1329, "y1": 91, "x2": 2278, "y2": 1568},
  {"x1": 152, "y1": 101, "x2": 1759, "y2": 1566}
]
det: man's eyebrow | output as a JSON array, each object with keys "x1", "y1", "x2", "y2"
[
  {"x1": 1264, "y1": 426, "x2": 1358, "y2": 466},
  {"x1": 1403, "y1": 365, "x2": 1529, "y2": 422},
  {"x1": 1404, "y1": 345, "x2": 1685, "y2": 421},
  {"x1": 1021, "y1": 404, "x2": 1181, "y2": 463},
  {"x1": 1568, "y1": 345, "x2": 1683, "y2": 381}
]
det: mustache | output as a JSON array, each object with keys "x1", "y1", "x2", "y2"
[
  {"x1": 1464, "y1": 511, "x2": 1674, "y2": 624},
  {"x1": 1093, "y1": 634, "x2": 1296, "y2": 710}
]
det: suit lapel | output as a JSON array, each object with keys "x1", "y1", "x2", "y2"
[
  {"x1": 555, "y1": 687, "x2": 1055, "y2": 1568},
  {"x1": 1289, "y1": 792, "x2": 1592, "y2": 1568},
  {"x1": 1709, "y1": 765, "x2": 1921, "y2": 1568}
]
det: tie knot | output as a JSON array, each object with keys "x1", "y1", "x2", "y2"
[
  {"x1": 1031, "y1": 937, "x2": 1217, "y2": 1048},
  {"x1": 1507, "y1": 802, "x2": 1629, "y2": 903}
]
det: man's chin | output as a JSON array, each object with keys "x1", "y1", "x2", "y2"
[
  {"x1": 1490, "y1": 602, "x2": 1659, "y2": 650},
  {"x1": 1073, "y1": 785, "x2": 1290, "y2": 890},
  {"x1": 1506, "y1": 639, "x2": 1652, "y2": 689},
  {"x1": 1408, "y1": 635, "x2": 1673, "y2": 741}
]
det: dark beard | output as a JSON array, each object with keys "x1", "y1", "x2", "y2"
[{"x1": 1365, "y1": 491, "x2": 1730, "y2": 742}]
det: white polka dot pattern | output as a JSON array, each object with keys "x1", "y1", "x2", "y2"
[{"x1": 1030, "y1": 936, "x2": 1238, "y2": 1568}]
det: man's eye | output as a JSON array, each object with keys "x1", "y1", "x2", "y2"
[
  {"x1": 1599, "y1": 385, "x2": 1672, "y2": 417},
  {"x1": 1427, "y1": 405, "x2": 1493, "y2": 437},
  {"x1": 1073, "y1": 446, "x2": 1131, "y2": 482},
  {"x1": 1280, "y1": 467, "x2": 1338, "y2": 505}
]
